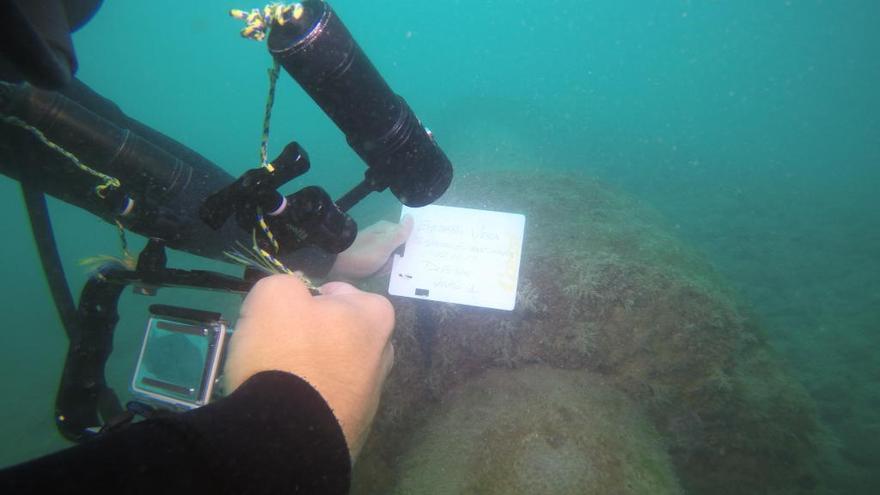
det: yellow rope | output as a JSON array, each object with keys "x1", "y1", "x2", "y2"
[
  {"x1": 256, "y1": 250, "x2": 319, "y2": 292},
  {"x1": 230, "y1": 3, "x2": 305, "y2": 42},
  {"x1": 115, "y1": 220, "x2": 133, "y2": 263},
  {"x1": 251, "y1": 229, "x2": 318, "y2": 291},
  {"x1": 260, "y1": 61, "x2": 281, "y2": 172},
  {"x1": 256, "y1": 208, "x2": 280, "y2": 252},
  {"x1": 254, "y1": 63, "x2": 284, "y2": 258},
  {"x1": 257, "y1": 246, "x2": 292, "y2": 274},
  {"x1": 78, "y1": 221, "x2": 136, "y2": 275},
  {"x1": 1, "y1": 114, "x2": 121, "y2": 198}
]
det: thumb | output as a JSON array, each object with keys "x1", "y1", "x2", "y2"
[
  {"x1": 395, "y1": 215, "x2": 415, "y2": 245},
  {"x1": 319, "y1": 281, "x2": 360, "y2": 296}
]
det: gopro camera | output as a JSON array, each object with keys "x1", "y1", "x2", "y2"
[{"x1": 131, "y1": 304, "x2": 230, "y2": 410}]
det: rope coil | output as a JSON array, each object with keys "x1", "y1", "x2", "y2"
[{"x1": 230, "y1": 3, "x2": 304, "y2": 42}]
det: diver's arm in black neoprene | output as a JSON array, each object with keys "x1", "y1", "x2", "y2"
[{"x1": 0, "y1": 371, "x2": 351, "y2": 494}]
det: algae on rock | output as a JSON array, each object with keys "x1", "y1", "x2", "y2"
[{"x1": 353, "y1": 170, "x2": 823, "y2": 494}]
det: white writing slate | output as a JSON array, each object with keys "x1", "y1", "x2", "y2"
[{"x1": 388, "y1": 205, "x2": 526, "y2": 311}]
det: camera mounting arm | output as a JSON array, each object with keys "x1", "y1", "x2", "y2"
[{"x1": 199, "y1": 141, "x2": 358, "y2": 258}]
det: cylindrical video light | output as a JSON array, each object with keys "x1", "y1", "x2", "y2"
[{"x1": 267, "y1": 0, "x2": 452, "y2": 207}]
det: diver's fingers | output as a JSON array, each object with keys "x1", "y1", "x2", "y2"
[
  {"x1": 240, "y1": 274, "x2": 312, "y2": 318},
  {"x1": 319, "y1": 281, "x2": 360, "y2": 296},
  {"x1": 319, "y1": 283, "x2": 395, "y2": 327}
]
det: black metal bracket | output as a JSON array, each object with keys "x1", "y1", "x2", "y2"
[{"x1": 55, "y1": 240, "x2": 257, "y2": 441}]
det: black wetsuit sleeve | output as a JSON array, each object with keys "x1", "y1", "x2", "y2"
[{"x1": 0, "y1": 371, "x2": 352, "y2": 494}]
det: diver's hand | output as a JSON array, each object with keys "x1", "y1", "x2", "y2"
[
  {"x1": 224, "y1": 275, "x2": 395, "y2": 459},
  {"x1": 328, "y1": 215, "x2": 414, "y2": 281}
]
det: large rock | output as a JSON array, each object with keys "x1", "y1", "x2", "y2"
[
  {"x1": 384, "y1": 366, "x2": 683, "y2": 494},
  {"x1": 353, "y1": 170, "x2": 823, "y2": 494}
]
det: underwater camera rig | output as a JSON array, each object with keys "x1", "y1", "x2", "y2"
[{"x1": 0, "y1": 0, "x2": 452, "y2": 441}]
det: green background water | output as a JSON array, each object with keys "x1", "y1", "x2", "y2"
[{"x1": 0, "y1": 1, "x2": 877, "y2": 492}]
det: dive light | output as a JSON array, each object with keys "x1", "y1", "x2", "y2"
[{"x1": 267, "y1": 0, "x2": 453, "y2": 207}]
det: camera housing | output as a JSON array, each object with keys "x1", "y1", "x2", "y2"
[{"x1": 131, "y1": 305, "x2": 229, "y2": 410}]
